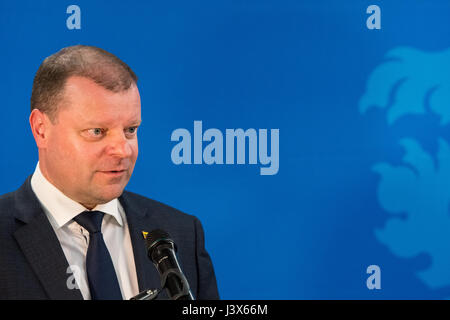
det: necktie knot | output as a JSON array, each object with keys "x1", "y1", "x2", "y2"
[{"x1": 74, "y1": 210, "x2": 105, "y2": 234}]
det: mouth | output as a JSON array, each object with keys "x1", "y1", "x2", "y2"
[{"x1": 99, "y1": 169, "x2": 127, "y2": 177}]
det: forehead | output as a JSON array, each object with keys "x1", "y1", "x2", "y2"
[{"x1": 59, "y1": 76, "x2": 141, "y2": 124}]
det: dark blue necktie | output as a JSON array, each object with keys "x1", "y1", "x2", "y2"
[{"x1": 74, "y1": 210, "x2": 123, "y2": 300}]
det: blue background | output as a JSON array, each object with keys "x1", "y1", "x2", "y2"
[{"x1": 1, "y1": 0, "x2": 450, "y2": 299}]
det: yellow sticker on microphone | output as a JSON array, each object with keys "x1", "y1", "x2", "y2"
[{"x1": 142, "y1": 231, "x2": 148, "y2": 239}]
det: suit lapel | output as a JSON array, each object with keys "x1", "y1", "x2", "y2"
[
  {"x1": 13, "y1": 177, "x2": 83, "y2": 300},
  {"x1": 119, "y1": 192, "x2": 162, "y2": 295}
]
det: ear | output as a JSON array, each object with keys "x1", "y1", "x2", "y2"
[{"x1": 29, "y1": 109, "x2": 52, "y2": 149}]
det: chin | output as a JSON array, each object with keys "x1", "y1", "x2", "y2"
[
  {"x1": 106, "y1": 186, "x2": 126, "y2": 199},
  {"x1": 84, "y1": 177, "x2": 129, "y2": 202}
]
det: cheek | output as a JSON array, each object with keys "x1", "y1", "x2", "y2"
[
  {"x1": 48, "y1": 132, "x2": 76, "y2": 163},
  {"x1": 51, "y1": 134, "x2": 99, "y2": 170},
  {"x1": 131, "y1": 141, "x2": 139, "y2": 164},
  {"x1": 132, "y1": 141, "x2": 139, "y2": 158}
]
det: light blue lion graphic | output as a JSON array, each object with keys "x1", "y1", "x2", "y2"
[{"x1": 359, "y1": 47, "x2": 450, "y2": 289}]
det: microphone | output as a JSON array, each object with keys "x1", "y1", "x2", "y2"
[{"x1": 146, "y1": 229, "x2": 194, "y2": 300}]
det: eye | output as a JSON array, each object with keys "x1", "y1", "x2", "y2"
[
  {"x1": 83, "y1": 128, "x2": 106, "y2": 139},
  {"x1": 90, "y1": 128, "x2": 104, "y2": 136},
  {"x1": 125, "y1": 126, "x2": 139, "y2": 136}
]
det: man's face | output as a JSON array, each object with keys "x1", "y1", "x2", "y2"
[{"x1": 38, "y1": 76, "x2": 141, "y2": 208}]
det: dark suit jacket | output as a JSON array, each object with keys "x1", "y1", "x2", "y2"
[{"x1": 0, "y1": 176, "x2": 219, "y2": 300}]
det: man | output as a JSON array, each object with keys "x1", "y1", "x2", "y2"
[{"x1": 0, "y1": 45, "x2": 219, "y2": 300}]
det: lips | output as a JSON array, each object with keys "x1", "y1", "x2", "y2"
[
  {"x1": 99, "y1": 169, "x2": 127, "y2": 176},
  {"x1": 101, "y1": 168, "x2": 127, "y2": 172}
]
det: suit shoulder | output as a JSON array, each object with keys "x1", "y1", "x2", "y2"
[
  {"x1": 0, "y1": 191, "x2": 17, "y2": 232},
  {"x1": 0, "y1": 177, "x2": 32, "y2": 215},
  {"x1": 0, "y1": 190, "x2": 16, "y2": 213},
  {"x1": 0, "y1": 188, "x2": 16, "y2": 201},
  {"x1": 121, "y1": 190, "x2": 197, "y2": 222}
]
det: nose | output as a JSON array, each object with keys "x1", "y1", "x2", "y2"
[{"x1": 107, "y1": 131, "x2": 134, "y2": 158}]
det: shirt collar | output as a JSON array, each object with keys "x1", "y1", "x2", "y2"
[{"x1": 30, "y1": 162, "x2": 123, "y2": 229}]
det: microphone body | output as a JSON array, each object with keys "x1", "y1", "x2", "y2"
[{"x1": 146, "y1": 230, "x2": 194, "y2": 300}]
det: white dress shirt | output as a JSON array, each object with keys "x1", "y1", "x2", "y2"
[{"x1": 30, "y1": 163, "x2": 139, "y2": 300}]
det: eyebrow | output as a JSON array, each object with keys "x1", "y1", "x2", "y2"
[{"x1": 83, "y1": 119, "x2": 142, "y2": 127}]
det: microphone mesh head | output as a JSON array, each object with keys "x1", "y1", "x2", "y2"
[{"x1": 146, "y1": 229, "x2": 171, "y2": 251}]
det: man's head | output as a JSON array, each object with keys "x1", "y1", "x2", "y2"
[{"x1": 29, "y1": 45, "x2": 141, "y2": 209}]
